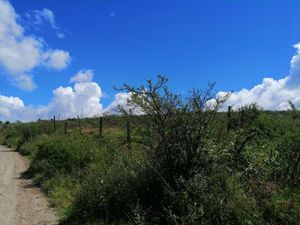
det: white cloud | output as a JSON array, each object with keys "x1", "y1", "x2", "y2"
[
  {"x1": 0, "y1": 0, "x2": 70, "y2": 90},
  {"x1": 44, "y1": 50, "x2": 70, "y2": 70},
  {"x1": 12, "y1": 74, "x2": 36, "y2": 91},
  {"x1": 0, "y1": 94, "x2": 24, "y2": 118},
  {"x1": 0, "y1": 0, "x2": 41, "y2": 75},
  {"x1": 287, "y1": 43, "x2": 300, "y2": 86},
  {"x1": 0, "y1": 70, "x2": 104, "y2": 122},
  {"x1": 32, "y1": 8, "x2": 56, "y2": 28},
  {"x1": 29, "y1": 8, "x2": 66, "y2": 39},
  {"x1": 0, "y1": 35, "x2": 42, "y2": 75},
  {"x1": 70, "y1": 69, "x2": 94, "y2": 83},
  {"x1": 218, "y1": 43, "x2": 300, "y2": 111},
  {"x1": 105, "y1": 92, "x2": 132, "y2": 114},
  {"x1": 0, "y1": 0, "x2": 22, "y2": 37},
  {"x1": 104, "y1": 92, "x2": 143, "y2": 115},
  {"x1": 5, "y1": 39, "x2": 300, "y2": 121},
  {"x1": 48, "y1": 82, "x2": 104, "y2": 119}
]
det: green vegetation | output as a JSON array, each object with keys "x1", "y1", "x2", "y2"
[{"x1": 1, "y1": 76, "x2": 300, "y2": 225}]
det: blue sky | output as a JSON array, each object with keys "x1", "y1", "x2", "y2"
[{"x1": 1, "y1": 0, "x2": 300, "y2": 121}]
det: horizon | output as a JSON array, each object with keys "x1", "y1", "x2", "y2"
[{"x1": 1, "y1": 0, "x2": 300, "y2": 121}]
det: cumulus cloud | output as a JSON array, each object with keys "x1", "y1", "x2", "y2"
[
  {"x1": 44, "y1": 50, "x2": 70, "y2": 70},
  {"x1": 0, "y1": 70, "x2": 104, "y2": 122},
  {"x1": 70, "y1": 69, "x2": 94, "y2": 83},
  {"x1": 219, "y1": 43, "x2": 300, "y2": 110},
  {"x1": 104, "y1": 92, "x2": 144, "y2": 115},
  {"x1": 5, "y1": 39, "x2": 300, "y2": 121},
  {"x1": 0, "y1": 0, "x2": 41, "y2": 75},
  {"x1": 105, "y1": 92, "x2": 132, "y2": 114},
  {"x1": 0, "y1": 99, "x2": 48, "y2": 122},
  {"x1": 0, "y1": 68, "x2": 135, "y2": 121},
  {"x1": 48, "y1": 82, "x2": 104, "y2": 119},
  {"x1": 0, "y1": 0, "x2": 70, "y2": 91},
  {"x1": 0, "y1": 94, "x2": 24, "y2": 118},
  {"x1": 287, "y1": 43, "x2": 300, "y2": 86}
]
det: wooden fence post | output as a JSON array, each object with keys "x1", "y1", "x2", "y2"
[
  {"x1": 126, "y1": 120, "x2": 131, "y2": 149},
  {"x1": 77, "y1": 116, "x2": 82, "y2": 135},
  {"x1": 53, "y1": 115, "x2": 56, "y2": 134},
  {"x1": 99, "y1": 117, "x2": 103, "y2": 136},
  {"x1": 64, "y1": 121, "x2": 67, "y2": 135},
  {"x1": 227, "y1": 106, "x2": 232, "y2": 132}
]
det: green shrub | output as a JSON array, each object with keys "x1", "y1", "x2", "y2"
[
  {"x1": 1, "y1": 77, "x2": 300, "y2": 225},
  {"x1": 64, "y1": 147, "x2": 150, "y2": 224},
  {"x1": 29, "y1": 135, "x2": 97, "y2": 184}
]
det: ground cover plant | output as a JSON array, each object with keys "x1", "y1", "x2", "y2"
[{"x1": 0, "y1": 76, "x2": 300, "y2": 225}]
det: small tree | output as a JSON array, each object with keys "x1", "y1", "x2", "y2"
[{"x1": 121, "y1": 76, "x2": 228, "y2": 184}]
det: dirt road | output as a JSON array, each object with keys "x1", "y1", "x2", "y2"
[{"x1": 0, "y1": 145, "x2": 59, "y2": 225}]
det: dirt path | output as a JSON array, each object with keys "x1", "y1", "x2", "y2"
[{"x1": 0, "y1": 145, "x2": 59, "y2": 225}]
